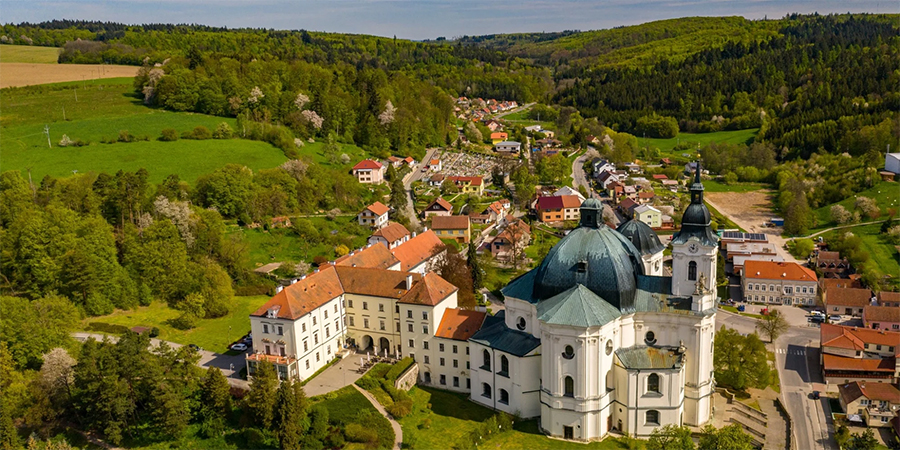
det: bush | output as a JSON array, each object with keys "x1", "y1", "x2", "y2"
[
  {"x1": 385, "y1": 357, "x2": 415, "y2": 381},
  {"x1": 387, "y1": 399, "x2": 412, "y2": 419},
  {"x1": 636, "y1": 114, "x2": 679, "y2": 138},
  {"x1": 355, "y1": 376, "x2": 380, "y2": 391},
  {"x1": 117, "y1": 130, "x2": 135, "y2": 143},
  {"x1": 160, "y1": 128, "x2": 179, "y2": 141},
  {"x1": 149, "y1": 327, "x2": 160, "y2": 338},
  {"x1": 170, "y1": 312, "x2": 197, "y2": 330},
  {"x1": 345, "y1": 423, "x2": 378, "y2": 444},
  {"x1": 189, "y1": 126, "x2": 212, "y2": 140},
  {"x1": 213, "y1": 122, "x2": 234, "y2": 139}
]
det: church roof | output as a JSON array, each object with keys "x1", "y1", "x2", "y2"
[
  {"x1": 617, "y1": 220, "x2": 665, "y2": 256},
  {"x1": 469, "y1": 311, "x2": 541, "y2": 357},
  {"x1": 537, "y1": 285, "x2": 622, "y2": 328},
  {"x1": 672, "y1": 162, "x2": 718, "y2": 247},
  {"x1": 615, "y1": 345, "x2": 685, "y2": 370}
]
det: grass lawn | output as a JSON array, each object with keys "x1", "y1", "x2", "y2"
[
  {"x1": 82, "y1": 296, "x2": 267, "y2": 353},
  {"x1": 314, "y1": 385, "x2": 395, "y2": 450},
  {"x1": 823, "y1": 223, "x2": 900, "y2": 287},
  {"x1": 401, "y1": 387, "x2": 632, "y2": 450},
  {"x1": 235, "y1": 216, "x2": 370, "y2": 269},
  {"x1": 703, "y1": 180, "x2": 768, "y2": 193},
  {"x1": 811, "y1": 181, "x2": 900, "y2": 232},
  {"x1": 638, "y1": 128, "x2": 758, "y2": 158},
  {"x1": 0, "y1": 44, "x2": 61, "y2": 63}
]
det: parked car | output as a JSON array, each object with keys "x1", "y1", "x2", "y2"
[
  {"x1": 230, "y1": 343, "x2": 248, "y2": 352},
  {"x1": 188, "y1": 344, "x2": 200, "y2": 351},
  {"x1": 737, "y1": 305, "x2": 746, "y2": 312},
  {"x1": 811, "y1": 391, "x2": 821, "y2": 400},
  {"x1": 809, "y1": 316, "x2": 824, "y2": 324},
  {"x1": 829, "y1": 315, "x2": 842, "y2": 322}
]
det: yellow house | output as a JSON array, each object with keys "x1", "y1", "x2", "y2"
[
  {"x1": 634, "y1": 205, "x2": 662, "y2": 229},
  {"x1": 838, "y1": 381, "x2": 900, "y2": 427},
  {"x1": 448, "y1": 176, "x2": 484, "y2": 196},
  {"x1": 490, "y1": 132, "x2": 508, "y2": 144},
  {"x1": 432, "y1": 215, "x2": 471, "y2": 243}
]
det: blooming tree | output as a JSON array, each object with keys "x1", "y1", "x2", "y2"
[
  {"x1": 301, "y1": 110, "x2": 324, "y2": 129},
  {"x1": 379, "y1": 100, "x2": 396, "y2": 125},
  {"x1": 294, "y1": 92, "x2": 310, "y2": 110},
  {"x1": 154, "y1": 196, "x2": 195, "y2": 247},
  {"x1": 248, "y1": 86, "x2": 264, "y2": 104}
]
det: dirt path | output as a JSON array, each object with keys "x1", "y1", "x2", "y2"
[{"x1": 352, "y1": 384, "x2": 403, "y2": 450}]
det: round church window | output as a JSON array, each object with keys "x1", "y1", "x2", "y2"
[
  {"x1": 516, "y1": 317, "x2": 526, "y2": 331},
  {"x1": 605, "y1": 340, "x2": 613, "y2": 355},
  {"x1": 645, "y1": 331, "x2": 656, "y2": 345},
  {"x1": 562, "y1": 345, "x2": 574, "y2": 359}
]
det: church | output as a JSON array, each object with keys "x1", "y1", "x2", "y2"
[
  {"x1": 466, "y1": 165, "x2": 718, "y2": 440},
  {"x1": 247, "y1": 165, "x2": 718, "y2": 441}
]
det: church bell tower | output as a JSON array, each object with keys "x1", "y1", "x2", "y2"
[{"x1": 670, "y1": 162, "x2": 719, "y2": 312}]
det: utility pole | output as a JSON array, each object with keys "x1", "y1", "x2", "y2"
[{"x1": 44, "y1": 125, "x2": 51, "y2": 148}]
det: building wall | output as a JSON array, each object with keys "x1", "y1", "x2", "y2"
[
  {"x1": 354, "y1": 167, "x2": 385, "y2": 184},
  {"x1": 864, "y1": 319, "x2": 900, "y2": 331},
  {"x1": 612, "y1": 365, "x2": 685, "y2": 438},
  {"x1": 742, "y1": 278, "x2": 818, "y2": 306},
  {"x1": 416, "y1": 336, "x2": 472, "y2": 393},
  {"x1": 671, "y1": 239, "x2": 717, "y2": 312},
  {"x1": 344, "y1": 293, "x2": 402, "y2": 356},
  {"x1": 635, "y1": 210, "x2": 661, "y2": 229},
  {"x1": 468, "y1": 342, "x2": 542, "y2": 419}
]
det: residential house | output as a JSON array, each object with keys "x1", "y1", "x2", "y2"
[
  {"x1": 624, "y1": 162, "x2": 642, "y2": 173},
  {"x1": 820, "y1": 323, "x2": 900, "y2": 386},
  {"x1": 878, "y1": 292, "x2": 900, "y2": 307},
  {"x1": 485, "y1": 120, "x2": 502, "y2": 132},
  {"x1": 358, "y1": 202, "x2": 390, "y2": 229},
  {"x1": 368, "y1": 222, "x2": 412, "y2": 250},
  {"x1": 592, "y1": 159, "x2": 615, "y2": 176},
  {"x1": 553, "y1": 186, "x2": 586, "y2": 203},
  {"x1": 419, "y1": 309, "x2": 488, "y2": 392},
  {"x1": 524, "y1": 125, "x2": 542, "y2": 133},
  {"x1": 428, "y1": 173, "x2": 445, "y2": 187},
  {"x1": 597, "y1": 171, "x2": 621, "y2": 189},
  {"x1": 423, "y1": 197, "x2": 453, "y2": 218},
  {"x1": 886, "y1": 153, "x2": 900, "y2": 175},
  {"x1": 432, "y1": 215, "x2": 471, "y2": 243},
  {"x1": 390, "y1": 230, "x2": 447, "y2": 273},
  {"x1": 481, "y1": 200, "x2": 509, "y2": 224},
  {"x1": 660, "y1": 158, "x2": 673, "y2": 166},
  {"x1": 838, "y1": 381, "x2": 900, "y2": 427},
  {"x1": 489, "y1": 219, "x2": 531, "y2": 261},
  {"x1": 651, "y1": 174, "x2": 669, "y2": 182},
  {"x1": 742, "y1": 260, "x2": 818, "y2": 305},
  {"x1": 636, "y1": 191, "x2": 655, "y2": 204},
  {"x1": 428, "y1": 159, "x2": 442, "y2": 172},
  {"x1": 817, "y1": 251, "x2": 852, "y2": 278},
  {"x1": 623, "y1": 186, "x2": 637, "y2": 199},
  {"x1": 617, "y1": 198, "x2": 639, "y2": 218},
  {"x1": 633, "y1": 205, "x2": 662, "y2": 229},
  {"x1": 495, "y1": 141, "x2": 522, "y2": 154},
  {"x1": 684, "y1": 162, "x2": 699, "y2": 174},
  {"x1": 490, "y1": 132, "x2": 509, "y2": 144},
  {"x1": 662, "y1": 179, "x2": 679, "y2": 192},
  {"x1": 352, "y1": 160, "x2": 386, "y2": 184},
  {"x1": 863, "y1": 306, "x2": 900, "y2": 331},
  {"x1": 448, "y1": 176, "x2": 485, "y2": 196},
  {"x1": 536, "y1": 195, "x2": 582, "y2": 223},
  {"x1": 535, "y1": 138, "x2": 561, "y2": 149},
  {"x1": 387, "y1": 156, "x2": 404, "y2": 168},
  {"x1": 606, "y1": 181, "x2": 625, "y2": 198},
  {"x1": 825, "y1": 287, "x2": 874, "y2": 316}
]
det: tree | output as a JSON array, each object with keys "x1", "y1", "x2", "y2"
[
  {"x1": 788, "y1": 238, "x2": 815, "y2": 259},
  {"x1": 830, "y1": 204, "x2": 852, "y2": 224},
  {"x1": 757, "y1": 309, "x2": 789, "y2": 343},
  {"x1": 0, "y1": 295, "x2": 79, "y2": 370},
  {"x1": 324, "y1": 133, "x2": 340, "y2": 164},
  {"x1": 648, "y1": 424, "x2": 695, "y2": 450},
  {"x1": 0, "y1": 396, "x2": 19, "y2": 450},
  {"x1": 713, "y1": 328, "x2": 771, "y2": 391},
  {"x1": 245, "y1": 361, "x2": 278, "y2": 429},
  {"x1": 199, "y1": 367, "x2": 231, "y2": 437},
  {"x1": 783, "y1": 191, "x2": 812, "y2": 236},
  {"x1": 432, "y1": 246, "x2": 476, "y2": 309},
  {"x1": 194, "y1": 164, "x2": 254, "y2": 218},
  {"x1": 698, "y1": 424, "x2": 753, "y2": 450},
  {"x1": 466, "y1": 242, "x2": 484, "y2": 293},
  {"x1": 846, "y1": 428, "x2": 878, "y2": 450},
  {"x1": 151, "y1": 381, "x2": 189, "y2": 439},
  {"x1": 274, "y1": 380, "x2": 309, "y2": 449}
]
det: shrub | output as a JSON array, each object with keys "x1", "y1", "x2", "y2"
[
  {"x1": 344, "y1": 423, "x2": 378, "y2": 444},
  {"x1": 387, "y1": 399, "x2": 412, "y2": 419},
  {"x1": 830, "y1": 204, "x2": 852, "y2": 224},
  {"x1": 170, "y1": 312, "x2": 197, "y2": 330},
  {"x1": 385, "y1": 357, "x2": 415, "y2": 381},
  {"x1": 355, "y1": 376, "x2": 380, "y2": 391},
  {"x1": 312, "y1": 255, "x2": 329, "y2": 266},
  {"x1": 191, "y1": 126, "x2": 213, "y2": 140},
  {"x1": 334, "y1": 245, "x2": 349, "y2": 257},
  {"x1": 160, "y1": 128, "x2": 179, "y2": 141},
  {"x1": 149, "y1": 327, "x2": 160, "y2": 338},
  {"x1": 117, "y1": 130, "x2": 135, "y2": 143},
  {"x1": 213, "y1": 122, "x2": 234, "y2": 139}
]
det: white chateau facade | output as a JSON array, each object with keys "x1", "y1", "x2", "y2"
[{"x1": 248, "y1": 166, "x2": 718, "y2": 441}]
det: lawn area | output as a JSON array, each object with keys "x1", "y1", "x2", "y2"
[
  {"x1": 811, "y1": 181, "x2": 900, "y2": 232},
  {"x1": 234, "y1": 215, "x2": 371, "y2": 269},
  {"x1": 638, "y1": 128, "x2": 758, "y2": 159},
  {"x1": 823, "y1": 223, "x2": 900, "y2": 287},
  {"x1": 703, "y1": 180, "x2": 768, "y2": 193},
  {"x1": 0, "y1": 44, "x2": 60, "y2": 63},
  {"x1": 313, "y1": 385, "x2": 395, "y2": 450},
  {"x1": 401, "y1": 387, "x2": 632, "y2": 450},
  {"x1": 82, "y1": 296, "x2": 267, "y2": 353}
]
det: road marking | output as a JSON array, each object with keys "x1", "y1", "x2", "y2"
[{"x1": 777, "y1": 349, "x2": 806, "y2": 355}]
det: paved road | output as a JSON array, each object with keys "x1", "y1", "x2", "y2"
[
  {"x1": 570, "y1": 147, "x2": 597, "y2": 193},
  {"x1": 494, "y1": 102, "x2": 536, "y2": 119},
  {"x1": 402, "y1": 147, "x2": 439, "y2": 229}
]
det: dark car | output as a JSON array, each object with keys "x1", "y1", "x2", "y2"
[
  {"x1": 811, "y1": 391, "x2": 820, "y2": 400},
  {"x1": 187, "y1": 344, "x2": 200, "y2": 351}
]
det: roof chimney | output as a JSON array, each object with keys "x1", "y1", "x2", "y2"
[
  {"x1": 406, "y1": 274, "x2": 414, "y2": 290},
  {"x1": 275, "y1": 285, "x2": 284, "y2": 294}
]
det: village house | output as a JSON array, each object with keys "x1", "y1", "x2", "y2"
[
  {"x1": 885, "y1": 153, "x2": 900, "y2": 175},
  {"x1": 606, "y1": 181, "x2": 624, "y2": 199},
  {"x1": 428, "y1": 159, "x2": 442, "y2": 172},
  {"x1": 536, "y1": 195, "x2": 582, "y2": 223},
  {"x1": 742, "y1": 260, "x2": 818, "y2": 306},
  {"x1": 448, "y1": 176, "x2": 485, "y2": 196},
  {"x1": 488, "y1": 218, "x2": 531, "y2": 260},
  {"x1": 636, "y1": 191, "x2": 655, "y2": 204},
  {"x1": 878, "y1": 292, "x2": 900, "y2": 307},
  {"x1": 490, "y1": 132, "x2": 509, "y2": 144},
  {"x1": 352, "y1": 160, "x2": 386, "y2": 184},
  {"x1": 390, "y1": 230, "x2": 447, "y2": 273},
  {"x1": 494, "y1": 141, "x2": 522, "y2": 154},
  {"x1": 633, "y1": 205, "x2": 662, "y2": 229},
  {"x1": 423, "y1": 197, "x2": 453, "y2": 218},
  {"x1": 386, "y1": 156, "x2": 405, "y2": 168},
  {"x1": 662, "y1": 179, "x2": 679, "y2": 192},
  {"x1": 821, "y1": 323, "x2": 900, "y2": 386},
  {"x1": 825, "y1": 287, "x2": 874, "y2": 316},
  {"x1": 358, "y1": 201, "x2": 390, "y2": 229},
  {"x1": 553, "y1": 186, "x2": 585, "y2": 203},
  {"x1": 597, "y1": 171, "x2": 621, "y2": 189},
  {"x1": 817, "y1": 251, "x2": 852, "y2": 278},
  {"x1": 863, "y1": 306, "x2": 900, "y2": 331},
  {"x1": 431, "y1": 215, "x2": 471, "y2": 243},
  {"x1": 485, "y1": 119, "x2": 502, "y2": 132},
  {"x1": 652, "y1": 174, "x2": 669, "y2": 182},
  {"x1": 838, "y1": 381, "x2": 900, "y2": 427},
  {"x1": 617, "y1": 198, "x2": 639, "y2": 218},
  {"x1": 592, "y1": 159, "x2": 615, "y2": 175},
  {"x1": 368, "y1": 222, "x2": 412, "y2": 250},
  {"x1": 428, "y1": 173, "x2": 445, "y2": 187}
]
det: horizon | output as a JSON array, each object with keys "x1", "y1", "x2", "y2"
[{"x1": 7, "y1": 1, "x2": 897, "y2": 40}]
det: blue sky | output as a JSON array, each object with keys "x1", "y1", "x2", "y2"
[{"x1": 6, "y1": 0, "x2": 896, "y2": 40}]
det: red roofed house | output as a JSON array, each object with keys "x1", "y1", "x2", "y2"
[
  {"x1": 489, "y1": 218, "x2": 531, "y2": 261},
  {"x1": 825, "y1": 287, "x2": 874, "y2": 316},
  {"x1": 820, "y1": 323, "x2": 900, "y2": 386},
  {"x1": 424, "y1": 197, "x2": 454, "y2": 219},
  {"x1": 536, "y1": 195, "x2": 582, "y2": 223},
  {"x1": 358, "y1": 201, "x2": 390, "y2": 229},
  {"x1": 424, "y1": 308, "x2": 487, "y2": 391},
  {"x1": 352, "y1": 159, "x2": 386, "y2": 184},
  {"x1": 368, "y1": 222, "x2": 411, "y2": 249},
  {"x1": 878, "y1": 291, "x2": 900, "y2": 307},
  {"x1": 742, "y1": 260, "x2": 818, "y2": 306},
  {"x1": 432, "y1": 215, "x2": 471, "y2": 243},
  {"x1": 334, "y1": 243, "x2": 401, "y2": 271},
  {"x1": 428, "y1": 159, "x2": 442, "y2": 171},
  {"x1": 838, "y1": 381, "x2": 900, "y2": 427},
  {"x1": 490, "y1": 132, "x2": 508, "y2": 144},
  {"x1": 390, "y1": 230, "x2": 447, "y2": 274},
  {"x1": 448, "y1": 176, "x2": 484, "y2": 196},
  {"x1": 652, "y1": 174, "x2": 669, "y2": 181},
  {"x1": 863, "y1": 306, "x2": 900, "y2": 331},
  {"x1": 248, "y1": 263, "x2": 459, "y2": 381}
]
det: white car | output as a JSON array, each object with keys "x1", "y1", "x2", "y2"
[{"x1": 230, "y1": 343, "x2": 248, "y2": 352}]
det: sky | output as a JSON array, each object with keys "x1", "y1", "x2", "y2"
[{"x1": 5, "y1": 0, "x2": 896, "y2": 40}]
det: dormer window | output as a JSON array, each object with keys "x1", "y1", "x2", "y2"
[
  {"x1": 266, "y1": 306, "x2": 280, "y2": 319},
  {"x1": 576, "y1": 261, "x2": 588, "y2": 273}
]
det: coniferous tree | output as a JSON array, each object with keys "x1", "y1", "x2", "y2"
[
  {"x1": 244, "y1": 361, "x2": 278, "y2": 429},
  {"x1": 274, "y1": 380, "x2": 309, "y2": 449},
  {"x1": 198, "y1": 367, "x2": 232, "y2": 437},
  {"x1": 466, "y1": 242, "x2": 483, "y2": 293}
]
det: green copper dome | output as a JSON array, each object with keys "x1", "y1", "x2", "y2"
[
  {"x1": 617, "y1": 219, "x2": 665, "y2": 256},
  {"x1": 532, "y1": 201, "x2": 645, "y2": 311}
]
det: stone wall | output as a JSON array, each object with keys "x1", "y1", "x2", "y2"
[{"x1": 394, "y1": 362, "x2": 419, "y2": 391}]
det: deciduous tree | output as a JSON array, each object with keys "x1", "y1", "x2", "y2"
[
  {"x1": 713, "y1": 328, "x2": 771, "y2": 391},
  {"x1": 648, "y1": 424, "x2": 695, "y2": 450},
  {"x1": 757, "y1": 309, "x2": 789, "y2": 343}
]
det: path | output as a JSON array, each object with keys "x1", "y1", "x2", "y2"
[
  {"x1": 798, "y1": 220, "x2": 887, "y2": 239},
  {"x1": 353, "y1": 384, "x2": 403, "y2": 450},
  {"x1": 72, "y1": 332, "x2": 250, "y2": 389},
  {"x1": 402, "y1": 147, "x2": 439, "y2": 229},
  {"x1": 303, "y1": 351, "x2": 366, "y2": 397}
]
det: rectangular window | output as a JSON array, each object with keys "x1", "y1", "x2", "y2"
[
  {"x1": 408, "y1": 339, "x2": 414, "y2": 348},
  {"x1": 302, "y1": 323, "x2": 307, "y2": 332},
  {"x1": 466, "y1": 361, "x2": 470, "y2": 369},
  {"x1": 453, "y1": 376, "x2": 459, "y2": 387},
  {"x1": 363, "y1": 302, "x2": 368, "y2": 310},
  {"x1": 324, "y1": 310, "x2": 329, "y2": 320},
  {"x1": 379, "y1": 304, "x2": 385, "y2": 312},
  {"x1": 334, "y1": 304, "x2": 338, "y2": 313},
  {"x1": 439, "y1": 343, "x2": 445, "y2": 352},
  {"x1": 327, "y1": 345, "x2": 331, "y2": 355},
  {"x1": 335, "y1": 319, "x2": 339, "y2": 330},
  {"x1": 466, "y1": 378, "x2": 471, "y2": 389},
  {"x1": 314, "y1": 333, "x2": 319, "y2": 345},
  {"x1": 316, "y1": 352, "x2": 320, "y2": 362},
  {"x1": 265, "y1": 344, "x2": 271, "y2": 354},
  {"x1": 466, "y1": 347, "x2": 470, "y2": 355},
  {"x1": 303, "y1": 340, "x2": 308, "y2": 352},
  {"x1": 423, "y1": 325, "x2": 429, "y2": 334},
  {"x1": 407, "y1": 310, "x2": 413, "y2": 319},
  {"x1": 280, "y1": 346, "x2": 286, "y2": 357},
  {"x1": 422, "y1": 311, "x2": 428, "y2": 320},
  {"x1": 395, "y1": 304, "x2": 400, "y2": 313},
  {"x1": 349, "y1": 316, "x2": 355, "y2": 326},
  {"x1": 312, "y1": 317, "x2": 317, "y2": 326},
  {"x1": 408, "y1": 323, "x2": 414, "y2": 332},
  {"x1": 348, "y1": 300, "x2": 353, "y2": 308},
  {"x1": 276, "y1": 325, "x2": 283, "y2": 335},
  {"x1": 423, "y1": 341, "x2": 429, "y2": 350},
  {"x1": 424, "y1": 356, "x2": 430, "y2": 364},
  {"x1": 364, "y1": 318, "x2": 369, "y2": 329},
  {"x1": 440, "y1": 375, "x2": 446, "y2": 385},
  {"x1": 380, "y1": 320, "x2": 386, "y2": 331},
  {"x1": 325, "y1": 326, "x2": 330, "y2": 338},
  {"x1": 306, "y1": 360, "x2": 310, "y2": 369},
  {"x1": 453, "y1": 345, "x2": 458, "y2": 354},
  {"x1": 263, "y1": 324, "x2": 269, "y2": 334},
  {"x1": 453, "y1": 359, "x2": 458, "y2": 368},
  {"x1": 440, "y1": 357, "x2": 445, "y2": 366}
]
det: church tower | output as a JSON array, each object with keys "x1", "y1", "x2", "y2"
[{"x1": 671, "y1": 163, "x2": 718, "y2": 312}]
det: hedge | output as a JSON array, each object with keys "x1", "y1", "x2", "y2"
[{"x1": 385, "y1": 357, "x2": 414, "y2": 381}]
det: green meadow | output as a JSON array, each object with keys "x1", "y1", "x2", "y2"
[
  {"x1": 0, "y1": 44, "x2": 60, "y2": 63},
  {"x1": 812, "y1": 180, "x2": 900, "y2": 231}
]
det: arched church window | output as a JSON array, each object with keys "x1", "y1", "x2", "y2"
[
  {"x1": 688, "y1": 261, "x2": 697, "y2": 281},
  {"x1": 647, "y1": 373, "x2": 660, "y2": 394},
  {"x1": 516, "y1": 317, "x2": 526, "y2": 331},
  {"x1": 482, "y1": 383, "x2": 491, "y2": 399},
  {"x1": 646, "y1": 410, "x2": 660, "y2": 425},
  {"x1": 500, "y1": 355, "x2": 509, "y2": 375},
  {"x1": 499, "y1": 389, "x2": 509, "y2": 405},
  {"x1": 482, "y1": 350, "x2": 491, "y2": 370},
  {"x1": 562, "y1": 345, "x2": 575, "y2": 360},
  {"x1": 564, "y1": 376, "x2": 574, "y2": 397}
]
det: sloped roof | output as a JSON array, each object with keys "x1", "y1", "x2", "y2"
[
  {"x1": 537, "y1": 284, "x2": 622, "y2": 328},
  {"x1": 432, "y1": 215, "x2": 470, "y2": 230},
  {"x1": 840, "y1": 381, "x2": 900, "y2": 405},
  {"x1": 615, "y1": 345, "x2": 684, "y2": 370},
  {"x1": 449, "y1": 176, "x2": 483, "y2": 186},
  {"x1": 824, "y1": 354, "x2": 896, "y2": 372},
  {"x1": 334, "y1": 244, "x2": 400, "y2": 270},
  {"x1": 469, "y1": 311, "x2": 541, "y2": 357},
  {"x1": 818, "y1": 251, "x2": 845, "y2": 261},
  {"x1": 399, "y1": 272, "x2": 458, "y2": 306},
  {"x1": 864, "y1": 305, "x2": 900, "y2": 323},
  {"x1": 371, "y1": 222, "x2": 410, "y2": 243},
  {"x1": 619, "y1": 198, "x2": 638, "y2": 211},
  {"x1": 820, "y1": 278, "x2": 862, "y2": 290},
  {"x1": 425, "y1": 197, "x2": 453, "y2": 212},
  {"x1": 334, "y1": 266, "x2": 418, "y2": 299},
  {"x1": 490, "y1": 132, "x2": 508, "y2": 139},
  {"x1": 537, "y1": 195, "x2": 582, "y2": 210},
  {"x1": 821, "y1": 323, "x2": 900, "y2": 350},
  {"x1": 878, "y1": 291, "x2": 900, "y2": 304},
  {"x1": 391, "y1": 230, "x2": 446, "y2": 271},
  {"x1": 364, "y1": 201, "x2": 390, "y2": 216},
  {"x1": 744, "y1": 260, "x2": 817, "y2": 282},
  {"x1": 251, "y1": 266, "x2": 343, "y2": 320},
  {"x1": 435, "y1": 309, "x2": 487, "y2": 341},
  {"x1": 353, "y1": 159, "x2": 383, "y2": 170},
  {"x1": 826, "y1": 287, "x2": 873, "y2": 307}
]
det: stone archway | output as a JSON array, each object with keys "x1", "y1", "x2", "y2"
[
  {"x1": 379, "y1": 337, "x2": 391, "y2": 357},
  {"x1": 361, "y1": 335, "x2": 374, "y2": 351}
]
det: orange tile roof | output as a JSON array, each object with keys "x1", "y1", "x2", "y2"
[
  {"x1": 824, "y1": 354, "x2": 896, "y2": 372},
  {"x1": 864, "y1": 305, "x2": 900, "y2": 323},
  {"x1": 353, "y1": 159, "x2": 383, "y2": 170},
  {"x1": 435, "y1": 309, "x2": 487, "y2": 341},
  {"x1": 334, "y1": 266, "x2": 420, "y2": 298},
  {"x1": 449, "y1": 176, "x2": 483, "y2": 186},
  {"x1": 820, "y1": 278, "x2": 863, "y2": 291},
  {"x1": 429, "y1": 159, "x2": 440, "y2": 165},
  {"x1": 364, "y1": 201, "x2": 390, "y2": 216},
  {"x1": 251, "y1": 266, "x2": 343, "y2": 320},
  {"x1": 371, "y1": 222, "x2": 410, "y2": 243},
  {"x1": 490, "y1": 132, "x2": 508, "y2": 140},
  {"x1": 399, "y1": 272, "x2": 458, "y2": 306},
  {"x1": 391, "y1": 230, "x2": 446, "y2": 272},
  {"x1": 425, "y1": 197, "x2": 453, "y2": 212},
  {"x1": 744, "y1": 260, "x2": 817, "y2": 282},
  {"x1": 826, "y1": 287, "x2": 874, "y2": 308},
  {"x1": 334, "y1": 244, "x2": 399, "y2": 270},
  {"x1": 840, "y1": 381, "x2": 900, "y2": 405},
  {"x1": 821, "y1": 323, "x2": 900, "y2": 350},
  {"x1": 432, "y1": 215, "x2": 470, "y2": 230},
  {"x1": 878, "y1": 291, "x2": 900, "y2": 304}
]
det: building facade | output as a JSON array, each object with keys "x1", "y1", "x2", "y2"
[
  {"x1": 742, "y1": 260, "x2": 818, "y2": 305},
  {"x1": 352, "y1": 160, "x2": 386, "y2": 184}
]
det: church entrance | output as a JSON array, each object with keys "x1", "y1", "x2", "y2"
[
  {"x1": 563, "y1": 426, "x2": 574, "y2": 440},
  {"x1": 607, "y1": 416, "x2": 612, "y2": 433}
]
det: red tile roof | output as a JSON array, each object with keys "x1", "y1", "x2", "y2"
[
  {"x1": 432, "y1": 215, "x2": 470, "y2": 230},
  {"x1": 399, "y1": 272, "x2": 458, "y2": 306},
  {"x1": 864, "y1": 305, "x2": 900, "y2": 323},
  {"x1": 652, "y1": 174, "x2": 669, "y2": 180},
  {"x1": 391, "y1": 230, "x2": 446, "y2": 272},
  {"x1": 537, "y1": 195, "x2": 582, "y2": 210},
  {"x1": 839, "y1": 381, "x2": 900, "y2": 405},
  {"x1": 821, "y1": 323, "x2": 900, "y2": 351},
  {"x1": 334, "y1": 266, "x2": 419, "y2": 298},
  {"x1": 435, "y1": 309, "x2": 487, "y2": 341},
  {"x1": 353, "y1": 159, "x2": 383, "y2": 170},
  {"x1": 820, "y1": 278, "x2": 863, "y2": 291},
  {"x1": 826, "y1": 287, "x2": 874, "y2": 308},
  {"x1": 638, "y1": 191, "x2": 655, "y2": 199},
  {"x1": 490, "y1": 132, "x2": 508, "y2": 140},
  {"x1": 425, "y1": 197, "x2": 453, "y2": 212},
  {"x1": 449, "y1": 176, "x2": 483, "y2": 186},
  {"x1": 824, "y1": 353, "x2": 897, "y2": 373},
  {"x1": 334, "y1": 244, "x2": 399, "y2": 270},
  {"x1": 364, "y1": 201, "x2": 390, "y2": 216},
  {"x1": 371, "y1": 222, "x2": 410, "y2": 243},
  {"x1": 878, "y1": 291, "x2": 900, "y2": 304},
  {"x1": 744, "y1": 260, "x2": 817, "y2": 282},
  {"x1": 251, "y1": 266, "x2": 343, "y2": 320},
  {"x1": 429, "y1": 159, "x2": 440, "y2": 165}
]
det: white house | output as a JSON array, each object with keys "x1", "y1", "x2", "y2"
[
  {"x1": 886, "y1": 153, "x2": 900, "y2": 175},
  {"x1": 358, "y1": 201, "x2": 390, "y2": 229},
  {"x1": 495, "y1": 141, "x2": 522, "y2": 153},
  {"x1": 368, "y1": 222, "x2": 411, "y2": 249}
]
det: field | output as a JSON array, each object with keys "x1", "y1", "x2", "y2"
[
  {"x1": 236, "y1": 216, "x2": 371, "y2": 268},
  {"x1": 0, "y1": 44, "x2": 60, "y2": 63},
  {"x1": 705, "y1": 189, "x2": 777, "y2": 232},
  {"x1": 811, "y1": 181, "x2": 900, "y2": 232},
  {"x1": 824, "y1": 223, "x2": 900, "y2": 286},
  {"x1": 638, "y1": 128, "x2": 758, "y2": 159},
  {"x1": 1, "y1": 62, "x2": 139, "y2": 88},
  {"x1": 703, "y1": 180, "x2": 768, "y2": 193},
  {"x1": 82, "y1": 296, "x2": 267, "y2": 352}
]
